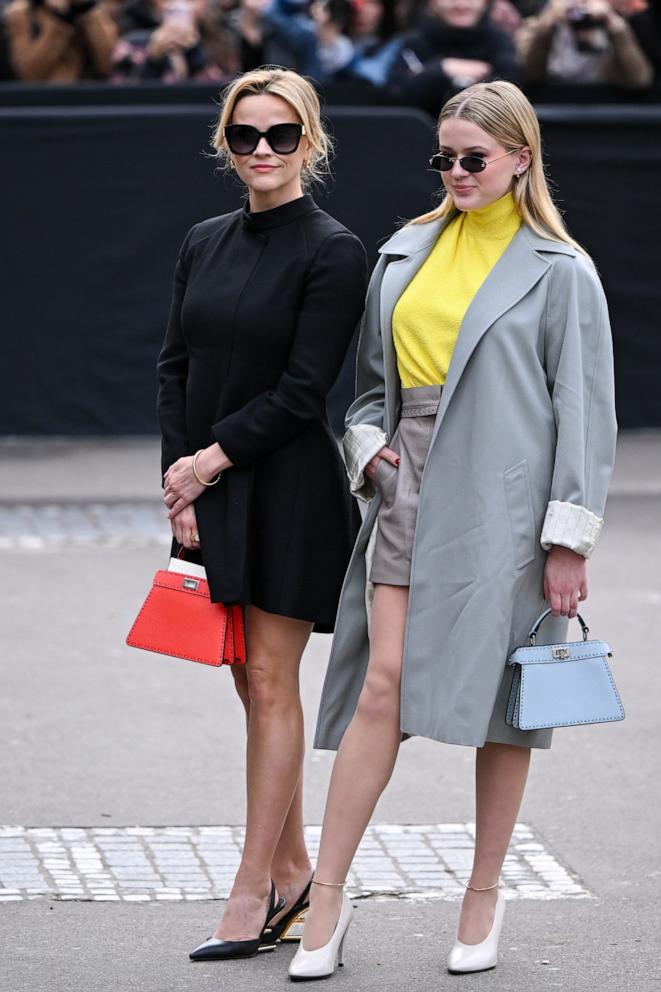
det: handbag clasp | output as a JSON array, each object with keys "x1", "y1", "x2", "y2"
[{"x1": 552, "y1": 647, "x2": 571, "y2": 660}]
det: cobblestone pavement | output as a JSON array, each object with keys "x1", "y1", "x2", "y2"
[
  {"x1": 0, "y1": 502, "x2": 169, "y2": 549},
  {"x1": 0, "y1": 824, "x2": 587, "y2": 904}
]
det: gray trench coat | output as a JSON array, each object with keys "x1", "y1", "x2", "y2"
[{"x1": 314, "y1": 214, "x2": 617, "y2": 751}]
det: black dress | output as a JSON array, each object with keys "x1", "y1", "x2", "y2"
[{"x1": 157, "y1": 193, "x2": 367, "y2": 632}]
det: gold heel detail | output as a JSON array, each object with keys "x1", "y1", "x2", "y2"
[{"x1": 279, "y1": 908, "x2": 309, "y2": 942}]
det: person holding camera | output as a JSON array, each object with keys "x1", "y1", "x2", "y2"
[
  {"x1": 112, "y1": 0, "x2": 224, "y2": 82},
  {"x1": 517, "y1": 0, "x2": 654, "y2": 89},
  {"x1": 260, "y1": 0, "x2": 355, "y2": 79},
  {"x1": 4, "y1": 0, "x2": 116, "y2": 80}
]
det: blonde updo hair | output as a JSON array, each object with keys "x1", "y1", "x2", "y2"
[
  {"x1": 412, "y1": 80, "x2": 587, "y2": 256},
  {"x1": 211, "y1": 66, "x2": 332, "y2": 188}
]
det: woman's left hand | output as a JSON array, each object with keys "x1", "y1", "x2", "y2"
[
  {"x1": 163, "y1": 456, "x2": 206, "y2": 518},
  {"x1": 543, "y1": 545, "x2": 588, "y2": 618}
]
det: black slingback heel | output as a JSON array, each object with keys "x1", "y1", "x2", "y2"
[
  {"x1": 189, "y1": 881, "x2": 285, "y2": 961},
  {"x1": 260, "y1": 877, "x2": 313, "y2": 948}
]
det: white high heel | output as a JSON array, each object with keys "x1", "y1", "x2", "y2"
[
  {"x1": 288, "y1": 890, "x2": 352, "y2": 981},
  {"x1": 446, "y1": 890, "x2": 506, "y2": 974}
]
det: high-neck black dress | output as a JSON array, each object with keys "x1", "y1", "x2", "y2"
[{"x1": 157, "y1": 194, "x2": 367, "y2": 632}]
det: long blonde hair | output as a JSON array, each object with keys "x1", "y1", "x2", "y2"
[
  {"x1": 211, "y1": 67, "x2": 332, "y2": 188},
  {"x1": 412, "y1": 81, "x2": 587, "y2": 256}
]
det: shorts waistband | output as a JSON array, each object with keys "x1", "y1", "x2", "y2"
[{"x1": 400, "y1": 384, "x2": 442, "y2": 418}]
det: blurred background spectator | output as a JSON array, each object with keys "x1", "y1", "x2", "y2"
[
  {"x1": 312, "y1": 0, "x2": 354, "y2": 75},
  {"x1": 389, "y1": 0, "x2": 521, "y2": 115},
  {"x1": 222, "y1": 0, "x2": 279, "y2": 73},
  {"x1": 229, "y1": 0, "x2": 307, "y2": 72},
  {"x1": 3, "y1": 0, "x2": 117, "y2": 80},
  {"x1": 344, "y1": 0, "x2": 404, "y2": 86},
  {"x1": 489, "y1": 0, "x2": 523, "y2": 37},
  {"x1": 258, "y1": 0, "x2": 355, "y2": 80},
  {"x1": 111, "y1": 0, "x2": 226, "y2": 81},
  {"x1": 518, "y1": 0, "x2": 656, "y2": 89},
  {"x1": 0, "y1": 0, "x2": 658, "y2": 96}
]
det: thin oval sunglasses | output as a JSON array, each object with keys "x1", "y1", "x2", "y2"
[
  {"x1": 429, "y1": 148, "x2": 520, "y2": 173},
  {"x1": 224, "y1": 123, "x2": 306, "y2": 156}
]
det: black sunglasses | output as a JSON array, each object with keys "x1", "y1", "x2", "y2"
[
  {"x1": 224, "y1": 123, "x2": 306, "y2": 156},
  {"x1": 429, "y1": 149, "x2": 519, "y2": 173}
]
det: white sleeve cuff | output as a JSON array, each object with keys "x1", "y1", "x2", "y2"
[
  {"x1": 540, "y1": 500, "x2": 604, "y2": 559},
  {"x1": 343, "y1": 424, "x2": 388, "y2": 502}
]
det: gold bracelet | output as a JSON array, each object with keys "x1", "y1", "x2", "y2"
[{"x1": 192, "y1": 449, "x2": 222, "y2": 487}]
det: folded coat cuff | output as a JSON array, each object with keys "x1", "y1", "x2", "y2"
[
  {"x1": 343, "y1": 423, "x2": 388, "y2": 502},
  {"x1": 540, "y1": 500, "x2": 604, "y2": 559}
]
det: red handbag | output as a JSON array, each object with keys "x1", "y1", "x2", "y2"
[{"x1": 126, "y1": 557, "x2": 246, "y2": 667}]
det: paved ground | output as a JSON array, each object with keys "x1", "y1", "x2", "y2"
[
  {"x1": 0, "y1": 822, "x2": 587, "y2": 903},
  {"x1": 0, "y1": 433, "x2": 660, "y2": 992}
]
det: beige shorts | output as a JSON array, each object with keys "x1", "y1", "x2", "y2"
[{"x1": 370, "y1": 385, "x2": 442, "y2": 586}]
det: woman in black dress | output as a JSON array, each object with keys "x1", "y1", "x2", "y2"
[{"x1": 157, "y1": 66, "x2": 367, "y2": 961}]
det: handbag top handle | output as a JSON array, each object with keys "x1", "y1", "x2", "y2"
[{"x1": 528, "y1": 608, "x2": 589, "y2": 645}]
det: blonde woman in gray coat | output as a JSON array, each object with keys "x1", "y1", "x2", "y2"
[{"x1": 289, "y1": 80, "x2": 617, "y2": 980}]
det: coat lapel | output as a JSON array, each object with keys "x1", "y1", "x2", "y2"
[
  {"x1": 377, "y1": 218, "x2": 575, "y2": 449},
  {"x1": 429, "y1": 225, "x2": 557, "y2": 449},
  {"x1": 377, "y1": 217, "x2": 449, "y2": 436}
]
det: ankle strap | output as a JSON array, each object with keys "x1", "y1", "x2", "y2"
[
  {"x1": 465, "y1": 879, "x2": 500, "y2": 892},
  {"x1": 311, "y1": 878, "x2": 345, "y2": 889}
]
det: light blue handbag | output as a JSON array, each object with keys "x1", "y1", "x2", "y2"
[{"x1": 506, "y1": 608, "x2": 625, "y2": 731}]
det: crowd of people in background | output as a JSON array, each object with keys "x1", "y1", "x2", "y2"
[{"x1": 0, "y1": 0, "x2": 659, "y2": 105}]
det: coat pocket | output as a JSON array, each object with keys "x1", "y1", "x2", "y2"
[{"x1": 503, "y1": 460, "x2": 535, "y2": 569}]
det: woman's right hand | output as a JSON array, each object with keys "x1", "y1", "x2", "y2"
[
  {"x1": 170, "y1": 503, "x2": 200, "y2": 550},
  {"x1": 365, "y1": 446, "x2": 400, "y2": 483}
]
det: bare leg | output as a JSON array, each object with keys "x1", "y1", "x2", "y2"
[
  {"x1": 269, "y1": 768, "x2": 314, "y2": 917},
  {"x1": 301, "y1": 584, "x2": 409, "y2": 950},
  {"x1": 457, "y1": 742, "x2": 531, "y2": 944},
  {"x1": 213, "y1": 606, "x2": 313, "y2": 940},
  {"x1": 230, "y1": 668, "x2": 312, "y2": 916}
]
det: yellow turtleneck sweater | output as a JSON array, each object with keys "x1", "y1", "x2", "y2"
[{"x1": 392, "y1": 192, "x2": 522, "y2": 388}]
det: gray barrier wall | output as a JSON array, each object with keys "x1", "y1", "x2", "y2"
[{"x1": 1, "y1": 99, "x2": 659, "y2": 433}]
